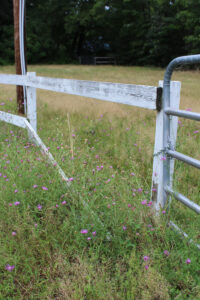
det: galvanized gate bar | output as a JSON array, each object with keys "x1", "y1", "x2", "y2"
[
  {"x1": 162, "y1": 54, "x2": 200, "y2": 206},
  {"x1": 165, "y1": 108, "x2": 200, "y2": 121},
  {"x1": 165, "y1": 186, "x2": 200, "y2": 214},
  {"x1": 168, "y1": 221, "x2": 200, "y2": 250},
  {"x1": 167, "y1": 150, "x2": 200, "y2": 169}
]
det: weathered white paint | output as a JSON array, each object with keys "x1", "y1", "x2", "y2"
[
  {"x1": 0, "y1": 74, "x2": 27, "y2": 86},
  {"x1": 151, "y1": 81, "x2": 181, "y2": 212},
  {"x1": 0, "y1": 111, "x2": 27, "y2": 128},
  {"x1": 27, "y1": 72, "x2": 37, "y2": 132},
  {"x1": 0, "y1": 73, "x2": 157, "y2": 110},
  {"x1": 25, "y1": 119, "x2": 69, "y2": 182},
  {"x1": 27, "y1": 76, "x2": 157, "y2": 110}
]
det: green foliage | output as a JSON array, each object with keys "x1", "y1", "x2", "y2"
[
  {"x1": 2, "y1": 0, "x2": 200, "y2": 66},
  {"x1": 0, "y1": 0, "x2": 14, "y2": 65}
]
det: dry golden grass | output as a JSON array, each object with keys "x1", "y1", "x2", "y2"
[{"x1": 0, "y1": 64, "x2": 200, "y2": 117}]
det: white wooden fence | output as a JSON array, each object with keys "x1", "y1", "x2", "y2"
[{"x1": 0, "y1": 72, "x2": 181, "y2": 212}]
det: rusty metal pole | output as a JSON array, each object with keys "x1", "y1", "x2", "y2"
[{"x1": 13, "y1": 0, "x2": 26, "y2": 114}]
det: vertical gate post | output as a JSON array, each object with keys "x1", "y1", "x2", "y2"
[
  {"x1": 26, "y1": 72, "x2": 37, "y2": 132},
  {"x1": 151, "y1": 81, "x2": 181, "y2": 213}
]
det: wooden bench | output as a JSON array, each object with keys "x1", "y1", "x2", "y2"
[{"x1": 94, "y1": 57, "x2": 116, "y2": 65}]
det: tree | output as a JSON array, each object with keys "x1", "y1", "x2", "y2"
[{"x1": 0, "y1": 0, "x2": 14, "y2": 65}]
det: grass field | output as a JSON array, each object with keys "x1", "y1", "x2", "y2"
[{"x1": 0, "y1": 65, "x2": 200, "y2": 299}]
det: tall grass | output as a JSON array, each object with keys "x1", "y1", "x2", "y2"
[{"x1": 0, "y1": 65, "x2": 199, "y2": 299}]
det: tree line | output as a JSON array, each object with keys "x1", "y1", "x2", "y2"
[{"x1": 1, "y1": 0, "x2": 200, "y2": 67}]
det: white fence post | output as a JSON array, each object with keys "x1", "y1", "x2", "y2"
[
  {"x1": 151, "y1": 81, "x2": 181, "y2": 213},
  {"x1": 26, "y1": 72, "x2": 37, "y2": 132}
]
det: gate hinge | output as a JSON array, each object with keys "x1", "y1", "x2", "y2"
[{"x1": 156, "y1": 87, "x2": 163, "y2": 111}]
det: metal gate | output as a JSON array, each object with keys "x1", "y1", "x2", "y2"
[{"x1": 162, "y1": 55, "x2": 200, "y2": 247}]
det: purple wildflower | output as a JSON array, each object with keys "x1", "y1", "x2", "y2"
[
  {"x1": 186, "y1": 258, "x2": 191, "y2": 264},
  {"x1": 161, "y1": 156, "x2": 166, "y2": 161},
  {"x1": 105, "y1": 179, "x2": 111, "y2": 184},
  {"x1": 42, "y1": 186, "x2": 48, "y2": 191},
  {"x1": 81, "y1": 229, "x2": 88, "y2": 234},
  {"x1": 164, "y1": 250, "x2": 170, "y2": 256},
  {"x1": 5, "y1": 264, "x2": 15, "y2": 272},
  {"x1": 37, "y1": 204, "x2": 42, "y2": 210},
  {"x1": 141, "y1": 200, "x2": 147, "y2": 205},
  {"x1": 143, "y1": 256, "x2": 150, "y2": 262}
]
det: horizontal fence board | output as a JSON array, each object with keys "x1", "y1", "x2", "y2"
[
  {"x1": 0, "y1": 111, "x2": 27, "y2": 128},
  {"x1": 27, "y1": 76, "x2": 157, "y2": 110},
  {"x1": 0, "y1": 73, "x2": 157, "y2": 110},
  {"x1": 0, "y1": 74, "x2": 27, "y2": 86}
]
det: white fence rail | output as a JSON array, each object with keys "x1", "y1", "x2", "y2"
[
  {"x1": 0, "y1": 72, "x2": 181, "y2": 213},
  {"x1": 0, "y1": 111, "x2": 27, "y2": 128},
  {"x1": 0, "y1": 73, "x2": 158, "y2": 110}
]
